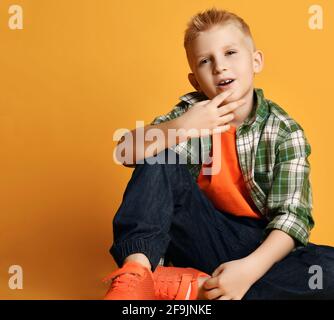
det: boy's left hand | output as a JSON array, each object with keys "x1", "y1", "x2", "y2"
[{"x1": 202, "y1": 258, "x2": 256, "y2": 300}]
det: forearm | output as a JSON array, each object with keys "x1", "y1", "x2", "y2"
[
  {"x1": 116, "y1": 118, "x2": 188, "y2": 165},
  {"x1": 244, "y1": 229, "x2": 296, "y2": 283}
]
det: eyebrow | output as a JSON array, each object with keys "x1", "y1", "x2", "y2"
[{"x1": 194, "y1": 43, "x2": 239, "y2": 59}]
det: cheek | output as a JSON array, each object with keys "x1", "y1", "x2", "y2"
[
  {"x1": 197, "y1": 73, "x2": 211, "y2": 87},
  {"x1": 197, "y1": 69, "x2": 208, "y2": 79},
  {"x1": 236, "y1": 62, "x2": 254, "y2": 81}
]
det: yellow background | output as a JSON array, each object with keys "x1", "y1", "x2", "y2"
[{"x1": 0, "y1": 0, "x2": 333, "y2": 299}]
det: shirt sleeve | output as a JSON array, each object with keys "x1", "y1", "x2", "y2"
[
  {"x1": 264, "y1": 128, "x2": 314, "y2": 246},
  {"x1": 150, "y1": 101, "x2": 188, "y2": 125}
]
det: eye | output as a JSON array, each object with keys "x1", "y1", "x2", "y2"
[
  {"x1": 199, "y1": 58, "x2": 210, "y2": 65},
  {"x1": 225, "y1": 50, "x2": 237, "y2": 56}
]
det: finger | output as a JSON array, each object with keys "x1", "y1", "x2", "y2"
[
  {"x1": 217, "y1": 99, "x2": 245, "y2": 117},
  {"x1": 212, "y1": 264, "x2": 225, "y2": 277},
  {"x1": 209, "y1": 90, "x2": 234, "y2": 108},
  {"x1": 205, "y1": 288, "x2": 224, "y2": 300},
  {"x1": 217, "y1": 113, "x2": 234, "y2": 126},
  {"x1": 203, "y1": 276, "x2": 219, "y2": 290},
  {"x1": 217, "y1": 296, "x2": 232, "y2": 300}
]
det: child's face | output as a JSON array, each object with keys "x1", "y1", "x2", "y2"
[{"x1": 187, "y1": 24, "x2": 263, "y2": 102}]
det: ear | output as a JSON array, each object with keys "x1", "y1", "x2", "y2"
[
  {"x1": 188, "y1": 73, "x2": 202, "y2": 91},
  {"x1": 253, "y1": 50, "x2": 264, "y2": 74}
]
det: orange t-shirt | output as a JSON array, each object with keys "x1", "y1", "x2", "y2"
[{"x1": 197, "y1": 126, "x2": 262, "y2": 219}]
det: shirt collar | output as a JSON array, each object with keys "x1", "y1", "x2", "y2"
[
  {"x1": 179, "y1": 88, "x2": 269, "y2": 128},
  {"x1": 178, "y1": 91, "x2": 208, "y2": 105},
  {"x1": 243, "y1": 88, "x2": 269, "y2": 128}
]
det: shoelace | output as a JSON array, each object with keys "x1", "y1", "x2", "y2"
[
  {"x1": 154, "y1": 279, "x2": 169, "y2": 299},
  {"x1": 103, "y1": 272, "x2": 143, "y2": 293}
]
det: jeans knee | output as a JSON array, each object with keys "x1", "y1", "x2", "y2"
[
  {"x1": 143, "y1": 148, "x2": 185, "y2": 165},
  {"x1": 131, "y1": 148, "x2": 193, "y2": 191}
]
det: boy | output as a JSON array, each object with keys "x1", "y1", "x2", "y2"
[{"x1": 103, "y1": 8, "x2": 334, "y2": 299}]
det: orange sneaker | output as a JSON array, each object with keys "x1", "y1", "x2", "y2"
[
  {"x1": 102, "y1": 261, "x2": 156, "y2": 300},
  {"x1": 153, "y1": 266, "x2": 210, "y2": 300}
]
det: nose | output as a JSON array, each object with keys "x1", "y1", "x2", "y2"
[{"x1": 213, "y1": 57, "x2": 228, "y2": 74}]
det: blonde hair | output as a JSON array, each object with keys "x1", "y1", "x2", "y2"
[{"x1": 184, "y1": 7, "x2": 255, "y2": 53}]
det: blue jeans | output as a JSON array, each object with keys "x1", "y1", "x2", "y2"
[{"x1": 110, "y1": 149, "x2": 334, "y2": 299}]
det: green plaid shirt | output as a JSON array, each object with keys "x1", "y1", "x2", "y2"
[{"x1": 150, "y1": 88, "x2": 314, "y2": 246}]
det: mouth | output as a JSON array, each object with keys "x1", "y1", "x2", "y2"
[{"x1": 216, "y1": 79, "x2": 235, "y2": 87}]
